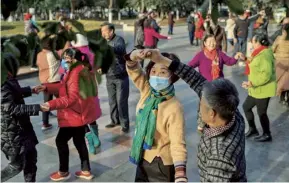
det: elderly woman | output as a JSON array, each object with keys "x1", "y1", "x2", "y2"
[
  {"x1": 242, "y1": 32, "x2": 276, "y2": 142},
  {"x1": 40, "y1": 48, "x2": 98, "y2": 181},
  {"x1": 272, "y1": 24, "x2": 289, "y2": 107},
  {"x1": 188, "y1": 34, "x2": 244, "y2": 131},
  {"x1": 124, "y1": 50, "x2": 187, "y2": 182},
  {"x1": 134, "y1": 48, "x2": 246, "y2": 182}
]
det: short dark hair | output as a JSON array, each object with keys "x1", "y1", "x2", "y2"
[
  {"x1": 202, "y1": 78, "x2": 239, "y2": 122},
  {"x1": 145, "y1": 52, "x2": 180, "y2": 84},
  {"x1": 253, "y1": 32, "x2": 270, "y2": 46},
  {"x1": 101, "y1": 22, "x2": 115, "y2": 32}
]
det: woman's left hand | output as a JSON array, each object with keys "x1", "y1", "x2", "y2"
[
  {"x1": 40, "y1": 102, "x2": 50, "y2": 112},
  {"x1": 242, "y1": 81, "x2": 253, "y2": 89}
]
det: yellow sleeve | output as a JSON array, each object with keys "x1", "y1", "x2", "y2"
[
  {"x1": 126, "y1": 61, "x2": 150, "y2": 96},
  {"x1": 168, "y1": 102, "x2": 187, "y2": 165}
]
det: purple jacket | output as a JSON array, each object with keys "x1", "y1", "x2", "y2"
[{"x1": 188, "y1": 50, "x2": 237, "y2": 81}]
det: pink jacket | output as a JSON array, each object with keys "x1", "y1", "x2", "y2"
[{"x1": 144, "y1": 28, "x2": 168, "y2": 47}]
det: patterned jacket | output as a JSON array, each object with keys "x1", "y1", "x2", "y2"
[
  {"x1": 168, "y1": 61, "x2": 247, "y2": 182},
  {"x1": 1, "y1": 78, "x2": 40, "y2": 158}
]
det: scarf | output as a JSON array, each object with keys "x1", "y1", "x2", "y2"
[
  {"x1": 244, "y1": 45, "x2": 268, "y2": 75},
  {"x1": 204, "y1": 48, "x2": 220, "y2": 80},
  {"x1": 129, "y1": 85, "x2": 175, "y2": 165}
]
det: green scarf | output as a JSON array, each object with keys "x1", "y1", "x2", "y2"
[{"x1": 129, "y1": 85, "x2": 175, "y2": 165}]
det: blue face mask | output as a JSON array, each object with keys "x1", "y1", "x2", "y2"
[
  {"x1": 61, "y1": 59, "x2": 70, "y2": 71},
  {"x1": 149, "y1": 76, "x2": 171, "y2": 91}
]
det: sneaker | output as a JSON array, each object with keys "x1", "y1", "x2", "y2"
[
  {"x1": 75, "y1": 171, "x2": 94, "y2": 180},
  {"x1": 42, "y1": 124, "x2": 53, "y2": 131},
  {"x1": 50, "y1": 171, "x2": 70, "y2": 181}
]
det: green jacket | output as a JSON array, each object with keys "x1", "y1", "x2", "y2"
[{"x1": 248, "y1": 48, "x2": 276, "y2": 99}]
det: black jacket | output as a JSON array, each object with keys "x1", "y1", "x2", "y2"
[
  {"x1": 1, "y1": 78, "x2": 40, "y2": 159},
  {"x1": 106, "y1": 34, "x2": 128, "y2": 79}
]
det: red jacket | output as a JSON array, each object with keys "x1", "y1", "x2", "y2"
[
  {"x1": 144, "y1": 28, "x2": 168, "y2": 47},
  {"x1": 45, "y1": 64, "x2": 97, "y2": 127}
]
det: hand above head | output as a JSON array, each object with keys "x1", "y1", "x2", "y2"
[{"x1": 40, "y1": 102, "x2": 50, "y2": 112}]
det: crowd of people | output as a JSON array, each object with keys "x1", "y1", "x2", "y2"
[{"x1": 1, "y1": 8, "x2": 289, "y2": 183}]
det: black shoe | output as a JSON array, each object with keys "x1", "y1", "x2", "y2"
[
  {"x1": 122, "y1": 127, "x2": 129, "y2": 133},
  {"x1": 105, "y1": 123, "x2": 116, "y2": 128},
  {"x1": 245, "y1": 128, "x2": 259, "y2": 138},
  {"x1": 254, "y1": 134, "x2": 272, "y2": 142}
]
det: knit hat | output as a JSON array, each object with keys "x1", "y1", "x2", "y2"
[{"x1": 71, "y1": 33, "x2": 88, "y2": 47}]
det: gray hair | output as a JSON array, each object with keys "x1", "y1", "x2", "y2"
[{"x1": 202, "y1": 79, "x2": 239, "y2": 121}]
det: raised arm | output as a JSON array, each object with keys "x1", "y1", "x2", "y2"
[
  {"x1": 168, "y1": 61, "x2": 207, "y2": 98},
  {"x1": 125, "y1": 59, "x2": 150, "y2": 96},
  {"x1": 151, "y1": 29, "x2": 168, "y2": 40}
]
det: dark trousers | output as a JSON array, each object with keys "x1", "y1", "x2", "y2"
[
  {"x1": 106, "y1": 77, "x2": 130, "y2": 129},
  {"x1": 42, "y1": 93, "x2": 53, "y2": 124},
  {"x1": 135, "y1": 157, "x2": 175, "y2": 182},
  {"x1": 188, "y1": 30, "x2": 195, "y2": 45},
  {"x1": 242, "y1": 95, "x2": 271, "y2": 135},
  {"x1": 168, "y1": 24, "x2": 173, "y2": 35},
  {"x1": 234, "y1": 38, "x2": 247, "y2": 55},
  {"x1": 30, "y1": 44, "x2": 40, "y2": 68},
  {"x1": 56, "y1": 126, "x2": 90, "y2": 172},
  {"x1": 1, "y1": 144, "x2": 37, "y2": 182}
]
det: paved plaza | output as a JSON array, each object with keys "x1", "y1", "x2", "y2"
[{"x1": 1, "y1": 25, "x2": 289, "y2": 182}]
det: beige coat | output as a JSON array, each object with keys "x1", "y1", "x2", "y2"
[
  {"x1": 272, "y1": 34, "x2": 289, "y2": 95},
  {"x1": 126, "y1": 61, "x2": 187, "y2": 166}
]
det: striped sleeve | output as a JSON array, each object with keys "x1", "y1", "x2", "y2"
[
  {"x1": 169, "y1": 61, "x2": 207, "y2": 98},
  {"x1": 205, "y1": 155, "x2": 236, "y2": 182}
]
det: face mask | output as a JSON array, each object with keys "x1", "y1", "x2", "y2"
[
  {"x1": 149, "y1": 76, "x2": 171, "y2": 91},
  {"x1": 61, "y1": 59, "x2": 70, "y2": 71}
]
